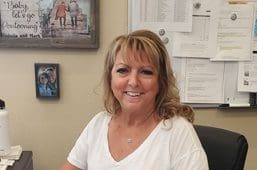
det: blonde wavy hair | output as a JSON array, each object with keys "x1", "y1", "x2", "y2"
[{"x1": 103, "y1": 30, "x2": 194, "y2": 123}]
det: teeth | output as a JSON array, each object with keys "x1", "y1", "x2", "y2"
[{"x1": 126, "y1": 92, "x2": 140, "y2": 97}]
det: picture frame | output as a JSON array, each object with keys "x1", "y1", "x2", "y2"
[
  {"x1": 0, "y1": 0, "x2": 99, "y2": 49},
  {"x1": 34, "y1": 63, "x2": 60, "y2": 99}
]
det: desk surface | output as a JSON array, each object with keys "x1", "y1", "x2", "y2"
[{"x1": 7, "y1": 151, "x2": 33, "y2": 170}]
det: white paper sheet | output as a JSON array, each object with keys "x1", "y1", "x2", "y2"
[
  {"x1": 210, "y1": 3, "x2": 254, "y2": 61},
  {"x1": 223, "y1": 61, "x2": 250, "y2": 105},
  {"x1": 128, "y1": 0, "x2": 193, "y2": 32},
  {"x1": 192, "y1": 0, "x2": 224, "y2": 15},
  {"x1": 172, "y1": 15, "x2": 216, "y2": 58},
  {"x1": 180, "y1": 58, "x2": 225, "y2": 103},
  {"x1": 238, "y1": 54, "x2": 257, "y2": 92}
]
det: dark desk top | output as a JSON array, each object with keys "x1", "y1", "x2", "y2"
[{"x1": 7, "y1": 151, "x2": 33, "y2": 170}]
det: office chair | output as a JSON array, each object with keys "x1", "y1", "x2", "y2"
[{"x1": 194, "y1": 125, "x2": 248, "y2": 170}]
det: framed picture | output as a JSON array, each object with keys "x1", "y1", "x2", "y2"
[
  {"x1": 0, "y1": 0, "x2": 99, "y2": 49},
  {"x1": 35, "y1": 63, "x2": 60, "y2": 99}
]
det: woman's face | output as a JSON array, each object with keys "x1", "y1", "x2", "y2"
[
  {"x1": 47, "y1": 70, "x2": 56, "y2": 83},
  {"x1": 111, "y1": 50, "x2": 159, "y2": 113}
]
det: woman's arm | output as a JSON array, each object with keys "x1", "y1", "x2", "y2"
[{"x1": 59, "y1": 161, "x2": 81, "y2": 170}]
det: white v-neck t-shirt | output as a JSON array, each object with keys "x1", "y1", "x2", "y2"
[{"x1": 67, "y1": 111, "x2": 209, "y2": 170}]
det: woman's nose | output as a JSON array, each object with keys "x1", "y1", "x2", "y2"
[{"x1": 128, "y1": 73, "x2": 139, "y2": 87}]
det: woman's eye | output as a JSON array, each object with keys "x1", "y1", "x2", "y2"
[
  {"x1": 116, "y1": 68, "x2": 128, "y2": 74},
  {"x1": 141, "y1": 70, "x2": 153, "y2": 75}
]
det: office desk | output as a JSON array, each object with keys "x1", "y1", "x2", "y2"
[{"x1": 7, "y1": 151, "x2": 33, "y2": 170}]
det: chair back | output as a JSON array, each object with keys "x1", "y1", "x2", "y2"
[{"x1": 194, "y1": 125, "x2": 248, "y2": 170}]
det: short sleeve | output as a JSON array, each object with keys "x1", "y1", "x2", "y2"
[
  {"x1": 67, "y1": 126, "x2": 89, "y2": 170},
  {"x1": 67, "y1": 112, "x2": 108, "y2": 170},
  {"x1": 171, "y1": 149, "x2": 209, "y2": 170},
  {"x1": 169, "y1": 117, "x2": 209, "y2": 170}
]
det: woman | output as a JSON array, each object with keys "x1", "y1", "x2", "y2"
[{"x1": 60, "y1": 30, "x2": 209, "y2": 170}]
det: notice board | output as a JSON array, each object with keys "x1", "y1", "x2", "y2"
[{"x1": 128, "y1": 0, "x2": 257, "y2": 108}]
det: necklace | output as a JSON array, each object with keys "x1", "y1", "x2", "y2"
[
  {"x1": 127, "y1": 138, "x2": 133, "y2": 143},
  {"x1": 125, "y1": 111, "x2": 155, "y2": 144}
]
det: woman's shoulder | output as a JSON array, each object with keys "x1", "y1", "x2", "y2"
[
  {"x1": 159, "y1": 116, "x2": 202, "y2": 150},
  {"x1": 172, "y1": 116, "x2": 193, "y2": 128},
  {"x1": 86, "y1": 111, "x2": 111, "y2": 129},
  {"x1": 160, "y1": 116, "x2": 200, "y2": 141},
  {"x1": 166, "y1": 116, "x2": 202, "y2": 146},
  {"x1": 161, "y1": 116, "x2": 193, "y2": 130}
]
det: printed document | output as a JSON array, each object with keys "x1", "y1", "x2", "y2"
[
  {"x1": 180, "y1": 58, "x2": 225, "y2": 103},
  {"x1": 238, "y1": 54, "x2": 257, "y2": 92},
  {"x1": 128, "y1": 0, "x2": 193, "y2": 32},
  {"x1": 192, "y1": 0, "x2": 224, "y2": 15},
  {"x1": 172, "y1": 15, "x2": 215, "y2": 58},
  {"x1": 223, "y1": 62, "x2": 250, "y2": 105},
  {"x1": 210, "y1": 3, "x2": 254, "y2": 61}
]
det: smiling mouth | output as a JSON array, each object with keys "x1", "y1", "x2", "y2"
[{"x1": 125, "y1": 91, "x2": 142, "y2": 97}]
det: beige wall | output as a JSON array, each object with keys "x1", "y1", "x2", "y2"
[{"x1": 0, "y1": 0, "x2": 256, "y2": 169}]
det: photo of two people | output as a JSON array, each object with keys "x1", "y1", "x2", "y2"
[
  {"x1": 39, "y1": 0, "x2": 92, "y2": 38},
  {"x1": 35, "y1": 63, "x2": 60, "y2": 98}
]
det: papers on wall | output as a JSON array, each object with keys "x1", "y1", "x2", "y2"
[
  {"x1": 128, "y1": 0, "x2": 193, "y2": 32},
  {"x1": 172, "y1": 15, "x2": 216, "y2": 58},
  {"x1": 129, "y1": 0, "x2": 257, "y2": 106},
  {"x1": 210, "y1": 3, "x2": 254, "y2": 61},
  {"x1": 172, "y1": 0, "x2": 225, "y2": 58},
  {"x1": 238, "y1": 54, "x2": 257, "y2": 92},
  {"x1": 179, "y1": 58, "x2": 225, "y2": 103},
  {"x1": 223, "y1": 62, "x2": 250, "y2": 106},
  {"x1": 192, "y1": 0, "x2": 224, "y2": 15}
]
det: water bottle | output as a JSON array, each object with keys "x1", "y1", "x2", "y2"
[{"x1": 0, "y1": 99, "x2": 11, "y2": 156}]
